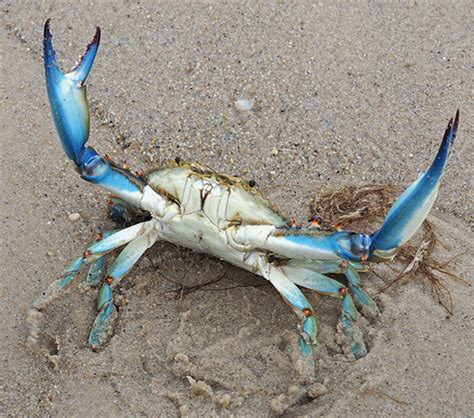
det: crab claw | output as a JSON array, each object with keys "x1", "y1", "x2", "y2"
[
  {"x1": 369, "y1": 111, "x2": 459, "y2": 261},
  {"x1": 44, "y1": 20, "x2": 145, "y2": 206},
  {"x1": 43, "y1": 19, "x2": 100, "y2": 166}
]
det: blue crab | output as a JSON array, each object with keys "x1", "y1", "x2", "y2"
[{"x1": 30, "y1": 20, "x2": 459, "y2": 380}]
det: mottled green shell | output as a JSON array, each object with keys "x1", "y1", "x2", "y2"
[{"x1": 146, "y1": 160, "x2": 288, "y2": 227}]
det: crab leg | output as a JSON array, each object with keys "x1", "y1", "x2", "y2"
[
  {"x1": 84, "y1": 220, "x2": 155, "y2": 261},
  {"x1": 27, "y1": 230, "x2": 118, "y2": 349},
  {"x1": 85, "y1": 221, "x2": 157, "y2": 347},
  {"x1": 89, "y1": 230, "x2": 159, "y2": 349},
  {"x1": 30, "y1": 256, "x2": 84, "y2": 314},
  {"x1": 340, "y1": 262, "x2": 379, "y2": 320},
  {"x1": 235, "y1": 225, "x2": 372, "y2": 262},
  {"x1": 44, "y1": 20, "x2": 144, "y2": 207},
  {"x1": 286, "y1": 259, "x2": 379, "y2": 320},
  {"x1": 257, "y1": 259, "x2": 317, "y2": 378},
  {"x1": 30, "y1": 230, "x2": 118, "y2": 311},
  {"x1": 369, "y1": 111, "x2": 459, "y2": 261},
  {"x1": 282, "y1": 266, "x2": 367, "y2": 359},
  {"x1": 86, "y1": 256, "x2": 104, "y2": 287},
  {"x1": 85, "y1": 229, "x2": 125, "y2": 286}
]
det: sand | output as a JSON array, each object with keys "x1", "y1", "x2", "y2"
[{"x1": 1, "y1": 1, "x2": 473, "y2": 416}]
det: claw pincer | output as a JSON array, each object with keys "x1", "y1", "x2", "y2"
[
  {"x1": 369, "y1": 111, "x2": 459, "y2": 261},
  {"x1": 37, "y1": 19, "x2": 460, "y2": 382},
  {"x1": 43, "y1": 18, "x2": 98, "y2": 165}
]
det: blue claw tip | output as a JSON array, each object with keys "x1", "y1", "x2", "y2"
[
  {"x1": 69, "y1": 26, "x2": 101, "y2": 83},
  {"x1": 429, "y1": 110, "x2": 459, "y2": 184}
]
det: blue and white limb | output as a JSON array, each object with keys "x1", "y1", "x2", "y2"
[
  {"x1": 257, "y1": 258, "x2": 317, "y2": 377},
  {"x1": 88, "y1": 224, "x2": 159, "y2": 349},
  {"x1": 368, "y1": 110, "x2": 459, "y2": 261},
  {"x1": 29, "y1": 220, "x2": 159, "y2": 350},
  {"x1": 286, "y1": 259, "x2": 379, "y2": 320},
  {"x1": 281, "y1": 265, "x2": 366, "y2": 358},
  {"x1": 44, "y1": 19, "x2": 145, "y2": 206},
  {"x1": 30, "y1": 230, "x2": 118, "y2": 313},
  {"x1": 27, "y1": 230, "x2": 117, "y2": 348}
]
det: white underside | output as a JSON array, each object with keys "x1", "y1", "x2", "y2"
[
  {"x1": 140, "y1": 182, "x2": 268, "y2": 274},
  {"x1": 139, "y1": 168, "x2": 343, "y2": 274}
]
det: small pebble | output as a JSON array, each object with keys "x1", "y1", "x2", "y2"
[
  {"x1": 47, "y1": 251, "x2": 55, "y2": 257},
  {"x1": 270, "y1": 394, "x2": 289, "y2": 414},
  {"x1": 178, "y1": 405, "x2": 190, "y2": 417},
  {"x1": 308, "y1": 383, "x2": 328, "y2": 399},
  {"x1": 68, "y1": 212, "x2": 81, "y2": 222},
  {"x1": 288, "y1": 385, "x2": 300, "y2": 395},
  {"x1": 271, "y1": 148, "x2": 279, "y2": 156},
  {"x1": 234, "y1": 99, "x2": 254, "y2": 111},
  {"x1": 187, "y1": 376, "x2": 213, "y2": 397},
  {"x1": 218, "y1": 393, "x2": 231, "y2": 408},
  {"x1": 174, "y1": 353, "x2": 190, "y2": 365}
]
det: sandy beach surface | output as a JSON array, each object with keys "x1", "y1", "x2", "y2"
[{"x1": 1, "y1": 2, "x2": 473, "y2": 416}]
